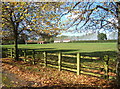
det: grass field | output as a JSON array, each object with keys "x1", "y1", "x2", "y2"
[
  {"x1": 2, "y1": 42, "x2": 117, "y2": 52},
  {"x1": 2, "y1": 42, "x2": 117, "y2": 55}
]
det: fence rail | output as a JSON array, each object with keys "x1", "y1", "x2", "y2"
[{"x1": 3, "y1": 48, "x2": 116, "y2": 79}]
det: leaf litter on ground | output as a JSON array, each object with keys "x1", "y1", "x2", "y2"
[{"x1": 1, "y1": 58, "x2": 118, "y2": 88}]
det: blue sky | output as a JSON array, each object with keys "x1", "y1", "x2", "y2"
[{"x1": 58, "y1": 2, "x2": 118, "y2": 37}]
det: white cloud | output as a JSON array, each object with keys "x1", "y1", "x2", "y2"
[
  {"x1": 65, "y1": 10, "x2": 81, "y2": 19},
  {"x1": 107, "y1": 18, "x2": 118, "y2": 27},
  {"x1": 108, "y1": 18, "x2": 118, "y2": 23}
]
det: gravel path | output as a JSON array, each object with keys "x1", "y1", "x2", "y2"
[{"x1": 2, "y1": 69, "x2": 35, "y2": 88}]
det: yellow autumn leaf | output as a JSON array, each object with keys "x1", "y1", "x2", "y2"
[
  {"x1": 20, "y1": 16, "x2": 24, "y2": 19},
  {"x1": 30, "y1": 29, "x2": 32, "y2": 31},
  {"x1": 39, "y1": 16, "x2": 43, "y2": 18},
  {"x1": 11, "y1": 2, "x2": 17, "y2": 6},
  {"x1": 54, "y1": 28, "x2": 59, "y2": 30},
  {"x1": 12, "y1": 13, "x2": 14, "y2": 16},
  {"x1": 20, "y1": 13, "x2": 22, "y2": 15},
  {"x1": 45, "y1": 30, "x2": 50, "y2": 33},
  {"x1": 6, "y1": 6, "x2": 10, "y2": 8},
  {"x1": 2, "y1": 18, "x2": 4, "y2": 20},
  {"x1": 20, "y1": 2, "x2": 26, "y2": 6},
  {"x1": 46, "y1": 22, "x2": 50, "y2": 25},
  {"x1": 32, "y1": 19, "x2": 37, "y2": 22},
  {"x1": 13, "y1": 2, "x2": 17, "y2": 5},
  {"x1": 41, "y1": 4, "x2": 48, "y2": 10},
  {"x1": 25, "y1": 14, "x2": 29, "y2": 16},
  {"x1": 36, "y1": 16, "x2": 39, "y2": 18}
]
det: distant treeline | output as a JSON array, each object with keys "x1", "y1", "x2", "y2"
[{"x1": 70, "y1": 40, "x2": 117, "y2": 43}]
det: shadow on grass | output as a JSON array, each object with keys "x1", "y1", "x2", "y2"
[
  {"x1": 44, "y1": 49, "x2": 79, "y2": 53},
  {"x1": 81, "y1": 51, "x2": 117, "y2": 58},
  {"x1": 19, "y1": 48, "x2": 55, "y2": 50}
]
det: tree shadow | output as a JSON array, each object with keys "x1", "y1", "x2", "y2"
[
  {"x1": 45, "y1": 49, "x2": 79, "y2": 53},
  {"x1": 81, "y1": 51, "x2": 117, "y2": 58}
]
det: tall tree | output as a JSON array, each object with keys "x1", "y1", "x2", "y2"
[
  {"x1": 97, "y1": 33, "x2": 107, "y2": 40},
  {"x1": 2, "y1": 2, "x2": 64, "y2": 60},
  {"x1": 2, "y1": 2, "x2": 32, "y2": 60},
  {"x1": 59, "y1": 2, "x2": 120, "y2": 86}
]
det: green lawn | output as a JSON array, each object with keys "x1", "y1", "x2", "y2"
[
  {"x1": 2, "y1": 42, "x2": 117, "y2": 57},
  {"x1": 2, "y1": 42, "x2": 117, "y2": 52}
]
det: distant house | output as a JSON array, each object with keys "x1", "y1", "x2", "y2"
[
  {"x1": 25, "y1": 40, "x2": 36, "y2": 44},
  {"x1": 54, "y1": 39, "x2": 71, "y2": 43},
  {"x1": 37, "y1": 41, "x2": 45, "y2": 44},
  {"x1": 26, "y1": 40, "x2": 47, "y2": 44},
  {"x1": 63, "y1": 39, "x2": 71, "y2": 43},
  {"x1": 54, "y1": 40, "x2": 61, "y2": 43}
]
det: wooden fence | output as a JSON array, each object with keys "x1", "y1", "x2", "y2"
[{"x1": 3, "y1": 48, "x2": 116, "y2": 79}]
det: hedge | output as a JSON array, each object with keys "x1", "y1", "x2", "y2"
[{"x1": 70, "y1": 40, "x2": 117, "y2": 43}]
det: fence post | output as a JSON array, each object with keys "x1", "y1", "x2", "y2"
[
  {"x1": 58, "y1": 52, "x2": 62, "y2": 71},
  {"x1": 104, "y1": 55, "x2": 109, "y2": 79},
  {"x1": 32, "y1": 49, "x2": 35, "y2": 64},
  {"x1": 77, "y1": 53, "x2": 81, "y2": 75},
  {"x1": 23, "y1": 49, "x2": 27, "y2": 59},
  {"x1": 13, "y1": 48, "x2": 15, "y2": 58},
  {"x1": 11, "y1": 48, "x2": 13, "y2": 58},
  {"x1": 43, "y1": 51, "x2": 47, "y2": 67},
  {"x1": 7, "y1": 48, "x2": 10, "y2": 57}
]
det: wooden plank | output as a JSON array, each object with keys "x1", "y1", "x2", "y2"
[
  {"x1": 40, "y1": 59, "x2": 44, "y2": 61},
  {"x1": 47, "y1": 53, "x2": 76, "y2": 57},
  {"x1": 62, "y1": 67, "x2": 77, "y2": 72},
  {"x1": 62, "y1": 61, "x2": 76, "y2": 66},
  {"x1": 80, "y1": 71, "x2": 101, "y2": 77},
  {"x1": 39, "y1": 62, "x2": 44, "y2": 65},
  {"x1": 47, "y1": 59, "x2": 57, "y2": 63},
  {"x1": 82, "y1": 65, "x2": 102, "y2": 70},
  {"x1": 47, "y1": 53, "x2": 99, "y2": 59},
  {"x1": 47, "y1": 64, "x2": 59, "y2": 68},
  {"x1": 81, "y1": 56, "x2": 99, "y2": 59},
  {"x1": 62, "y1": 54, "x2": 76, "y2": 58},
  {"x1": 77, "y1": 53, "x2": 81, "y2": 75},
  {"x1": 58, "y1": 52, "x2": 62, "y2": 71}
]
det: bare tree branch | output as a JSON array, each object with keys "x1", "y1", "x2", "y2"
[
  {"x1": 57, "y1": 2, "x2": 80, "y2": 23},
  {"x1": 96, "y1": 5, "x2": 117, "y2": 17}
]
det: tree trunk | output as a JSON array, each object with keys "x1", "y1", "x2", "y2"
[
  {"x1": 116, "y1": 2, "x2": 120, "y2": 87},
  {"x1": 14, "y1": 33, "x2": 19, "y2": 61},
  {"x1": 14, "y1": 26, "x2": 19, "y2": 61}
]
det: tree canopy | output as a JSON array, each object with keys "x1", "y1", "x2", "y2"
[
  {"x1": 97, "y1": 33, "x2": 107, "y2": 40},
  {"x1": 2, "y1": 2, "x2": 65, "y2": 60}
]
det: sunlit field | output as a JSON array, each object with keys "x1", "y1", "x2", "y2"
[{"x1": 2, "y1": 42, "x2": 117, "y2": 52}]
